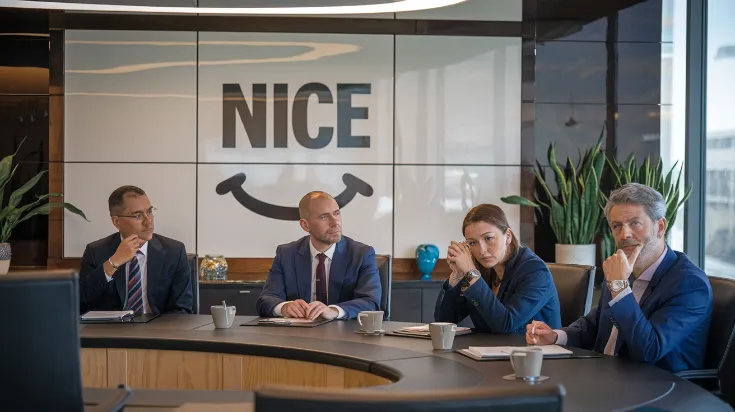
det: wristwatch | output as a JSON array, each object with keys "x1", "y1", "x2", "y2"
[
  {"x1": 459, "y1": 269, "x2": 482, "y2": 292},
  {"x1": 606, "y1": 279, "x2": 629, "y2": 294}
]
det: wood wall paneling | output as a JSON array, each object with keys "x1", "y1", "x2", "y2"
[
  {"x1": 80, "y1": 348, "x2": 107, "y2": 388},
  {"x1": 79, "y1": 349, "x2": 391, "y2": 391}
]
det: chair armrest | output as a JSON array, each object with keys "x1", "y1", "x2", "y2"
[
  {"x1": 87, "y1": 385, "x2": 132, "y2": 412},
  {"x1": 676, "y1": 369, "x2": 718, "y2": 380}
]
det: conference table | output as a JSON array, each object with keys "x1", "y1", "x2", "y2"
[{"x1": 79, "y1": 315, "x2": 732, "y2": 411}]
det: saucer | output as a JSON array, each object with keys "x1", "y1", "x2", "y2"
[
  {"x1": 354, "y1": 329, "x2": 386, "y2": 336},
  {"x1": 502, "y1": 374, "x2": 549, "y2": 383}
]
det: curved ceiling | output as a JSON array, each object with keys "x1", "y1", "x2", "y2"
[{"x1": 0, "y1": 0, "x2": 468, "y2": 15}]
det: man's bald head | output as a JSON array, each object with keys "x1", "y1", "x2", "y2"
[{"x1": 298, "y1": 191, "x2": 335, "y2": 219}]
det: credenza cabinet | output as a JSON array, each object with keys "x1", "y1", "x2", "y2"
[{"x1": 199, "y1": 280, "x2": 457, "y2": 324}]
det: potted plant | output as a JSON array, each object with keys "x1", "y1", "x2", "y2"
[
  {"x1": 0, "y1": 140, "x2": 88, "y2": 274},
  {"x1": 599, "y1": 156, "x2": 692, "y2": 258},
  {"x1": 501, "y1": 128, "x2": 606, "y2": 266}
]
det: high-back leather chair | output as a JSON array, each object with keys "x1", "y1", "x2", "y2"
[
  {"x1": 376, "y1": 254, "x2": 392, "y2": 320},
  {"x1": 187, "y1": 253, "x2": 199, "y2": 314},
  {"x1": 677, "y1": 276, "x2": 735, "y2": 407},
  {"x1": 546, "y1": 263, "x2": 596, "y2": 327},
  {"x1": 0, "y1": 270, "x2": 130, "y2": 411},
  {"x1": 255, "y1": 384, "x2": 566, "y2": 412}
]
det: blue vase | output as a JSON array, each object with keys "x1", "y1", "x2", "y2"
[{"x1": 416, "y1": 244, "x2": 440, "y2": 281}]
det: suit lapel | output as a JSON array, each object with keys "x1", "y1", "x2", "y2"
[
  {"x1": 296, "y1": 237, "x2": 312, "y2": 301},
  {"x1": 328, "y1": 238, "x2": 348, "y2": 305},
  {"x1": 146, "y1": 236, "x2": 165, "y2": 312},
  {"x1": 639, "y1": 247, "x2": 676, "y2": 308},
  {"x1": 496, "y1": 250, "x2": 521, "y2": 300},
  {"x1": 108, "y1": 235, "x2": 128, "y2": 307}
]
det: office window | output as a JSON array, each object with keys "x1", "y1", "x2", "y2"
[{"x1": 705, "y1": 0, "x2": 735, "y2": 278}]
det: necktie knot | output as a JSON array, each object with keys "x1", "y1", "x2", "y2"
[{"x1": 317, "y1": 253, "x2": 327, "y2": 263}]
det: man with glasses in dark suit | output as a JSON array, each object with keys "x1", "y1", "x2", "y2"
[{"x1": 79, "y1": 185, "x2": 193, "y2": 314}]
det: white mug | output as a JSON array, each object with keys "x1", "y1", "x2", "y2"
[
  {"x1": 429, "y1": 322, "x2": 457, "y2": 350},
  {"x1": 357, "y1": 311, "x2": 384, "y2": 333},
  {"x1": 211, "y1": 305, "x2": 236, "y2": 329},
  {"x1": 509, "y1": 347, "x2": 543, "y2": 379}
]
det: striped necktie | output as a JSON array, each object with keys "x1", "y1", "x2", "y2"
[{"x1": 127, "y1": 251, "x2": 144, "y2": 314}]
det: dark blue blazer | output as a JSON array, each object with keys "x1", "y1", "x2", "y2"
[
  {"x1": 434, "y1": 246, "x2": 561, "y2": 334},
  {"x1": 564, "y1": 248, "x2": 712, "y2": 373},
  {"x1": 256, "y1": 235, "x2": 381, "y2": 319},
  {"x1": 79, "y1": 233, "x2": 193, "y2": 315}
]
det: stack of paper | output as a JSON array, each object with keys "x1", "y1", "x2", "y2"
[
  {"x1": 393, "y1": 324, "x2": 472, "y2": 337},
  {"x1": 466, "y1": 345, "x2": 573, "y2": 359},
  {"x1": 80, "y1": 310, "x2": 134, "y2": 321}
]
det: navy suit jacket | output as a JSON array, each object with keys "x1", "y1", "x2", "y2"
[
  {"x1": 564, "y1": 248, "x2": 712, "y2": 372},
  {"x1": 434, "y1": 247, "x2": 562, "y2": 334},
  {"x1": 79, "y1": 233, "x2": 193, "y2": 315},
  {"x1": 256, "y1": 235, "x2": 381, "y2": 319}
]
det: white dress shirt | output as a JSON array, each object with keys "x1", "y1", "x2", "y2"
[
  {"x1": 105, "y1": 239, "x2": 151, "y2": 314},
  {"x1": 555, "y1": 247, "x2": 668, "y2": 355},
  {"x1": 273, "y1": 239, "x2": 346, "y2": 319}
]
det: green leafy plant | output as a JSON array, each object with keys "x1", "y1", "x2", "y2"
[
  {"x1": 501, "y1": 127, "x2": 606, "y2": 245},
  {"x1": 0, "y1": 139, "x2": 88, "y2": 243},
  {"x1": 599, "y1": 156, "x2": 692, "y2": 258}
]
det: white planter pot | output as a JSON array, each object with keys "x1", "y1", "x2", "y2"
[
  {"x1": 555, "y1": 244, "x2": 596, "y2": 267},
  {"x1": 0, "y1": 242, "x2": 10, "y2": 275}
]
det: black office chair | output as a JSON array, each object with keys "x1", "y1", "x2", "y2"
[
  {"x1": 376, "y1": 254, "x2": 392, "y2": 320},
  {"x1": 677, "y1": 276, "x2": 735, "y2": 407},
  {"x1": 0, "y1": 270, "x2": 131, "y2": 412},
  {"x1": 547, "y1": 263, "x2": 596, "y2": 327},
  {"x1": 187, "y1": 253, "x2": 199, "y2": 314},
  {"x1": 255, "y1": 383, "x2": 565, "y2": 412}
]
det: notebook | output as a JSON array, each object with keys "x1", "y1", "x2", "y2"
[
  {"x1": 240, "y1": 317, "x2": 333, "y2": 328},
  {"x1": 387, "y1": 324, "x2": 474, "y2": 339},
  {"x1": 81, "y1": 311, "x2": 134, "y2": 321},
  {"x1": 459, "y1": 345, "x2": 573, "y2": 360},
  {"x1": 80, "y1": 311, "x2": 160, "y2": 324}
]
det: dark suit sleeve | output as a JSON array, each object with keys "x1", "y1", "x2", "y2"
[
  {"x1": 563, "y1": 296, "x2": 602, "y2": 350},
  {"x1": 164, "y1": 244, "x2": 193, "y2": 314},
  {"x1": 336, "y1": 246, "x2": 381, "y2": 319},
  {"x1": 607, "y1": 273, "x2": 712, "y2": 364},
  {"x1": 257, "y1": 245, "x2": 287, "y2": 317},
  {"x1": 462, "y1": 267, "x2": 558, "y2": 334},
  {"x1": 79, "y1": 245, "x2": 112, "y2": 313},
  {"x1": 434, "y1": 280, "x2": 470, "y2": 323}
]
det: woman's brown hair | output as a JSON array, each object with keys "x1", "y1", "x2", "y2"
[{"x1": 462, "y1": 204, "x2": 520, "y2": 273}]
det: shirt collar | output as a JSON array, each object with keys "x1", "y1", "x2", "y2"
[
  {"x1": 638, "y1": 246, "x2": 667, "y2": 282},
  {"x1": 309, "y1": 238, "x2": 336, "y2": 261},
  {"x1": 119, "y1": 234, "x2": 148, "y2": 257}
]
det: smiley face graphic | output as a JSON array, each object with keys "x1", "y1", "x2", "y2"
[{"x1": 216, "y1": 173, "x2": 373, "y2": 220}]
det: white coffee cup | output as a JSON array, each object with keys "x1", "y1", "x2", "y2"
[
  {"x1": 429, "y1": 322, "x2": 457, "y2": 350},
  {"x1": 357, "y1": 311, "x2": 384, "y2": 333},
  {"x1": 509, "y1": 347, "x2": 543, "y2": 379},
  {"x1": 211, "y1": 305, "x2": 236, "y2": 329}
]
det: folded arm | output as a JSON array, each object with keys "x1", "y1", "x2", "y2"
[
  {"x1": 256, "y1": 246, "x2": 288, "y2": 317},
  {"x1": 335, "y1": 247, "x2": 381, "y2": 319},
  {"x1": 79, "y1": 246, "x2": 113, "y2": 312},
  {"x1": 434, "y1": 279, "x2": 470, "y2": 323},
  {"x1": 164, "y1": 246, "x2": 193, "y2": 314},
  {"x1": 608, "y1": 275, "x2": 712, "y2": 364},
  {"x1": 462, "y1": 269, "x2": 555, "y2": 334}
]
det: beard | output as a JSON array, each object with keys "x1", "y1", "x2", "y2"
[
  {"x1": 617, "y1": 228, "x2": 657, "y2": 267},
  {"x1": 316, "y1": 230, "x2": 341, "y2": 245}
]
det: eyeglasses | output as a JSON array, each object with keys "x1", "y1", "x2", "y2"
[{"x1": 115, "y1": 207, "x2": 158, "y2": 221}]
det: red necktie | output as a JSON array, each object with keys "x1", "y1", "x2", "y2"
[{"x1": 315, "y1": 253, "x2": 327, "y2": 304}]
